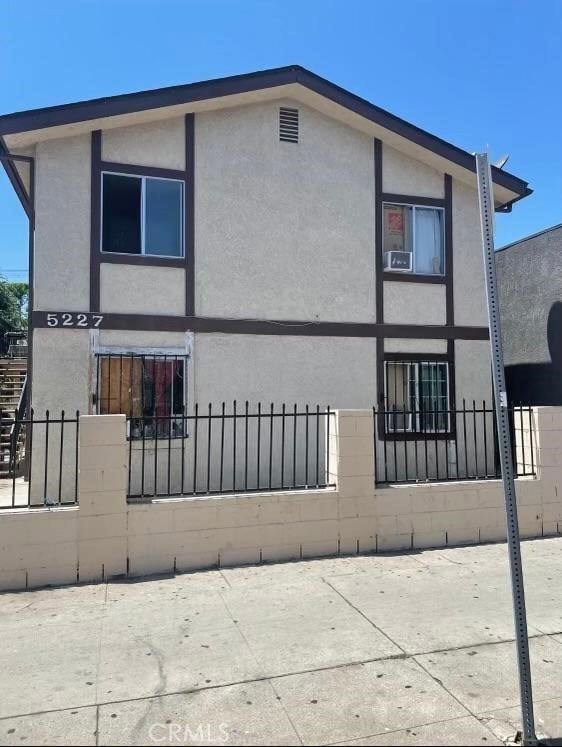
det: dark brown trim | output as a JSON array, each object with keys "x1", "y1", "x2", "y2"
[
  {"x1": 100, "y1": 253, "x2": 186, "y2": 268},
  {"x1": 31, "y1": 310, "x2": 489, "y2": 340},
  {"x1": 89, "y1": 130, "x2": 102, "y2": 312},
  {"x1": 0, "y1": 65, "x2": 530, "y2": 203},
  {"x1": 374, "y1": 138, "x2": 383, "y2": 324},
  {"x1": 185, "y1": 113, "x2": 195, "y2": 316},
  {"x1": 444, "y1": 173, "x2": 454, "y2": 325},
  {"x1": 381, "y1": 193, "x2": 445, "y2": 208},
  {"x1": 0, "y1": 137, "x2": 31, "y2": 218},
  {"x1": 100, "y1": 160, "x2": 185, "y2": 180},
  {"x1": 382, "y1": 272, "x2": 445, "y2": 285}
]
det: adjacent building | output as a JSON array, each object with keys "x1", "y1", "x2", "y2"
[{"x1": 497, "y1": 224, "x2": 562, "y2": 406}]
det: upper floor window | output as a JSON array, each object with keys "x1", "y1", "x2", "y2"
[
  {"x1": 383, "y1": 203, "x2": 444, "y2": 276},
  {"x1": 101, "y1": 173, "x2": 184, "y2": 258}
]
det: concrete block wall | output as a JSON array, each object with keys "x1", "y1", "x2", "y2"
[{"x1": 0, "y1": 409, "x2": 561, "y2": 591}]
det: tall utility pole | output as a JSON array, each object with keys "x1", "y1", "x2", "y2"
[{"x1": 475, "y1": 153, "x2": 538, "y2": 746}]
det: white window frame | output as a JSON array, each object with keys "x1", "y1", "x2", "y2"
[
  {"x1": 383, "y1": 202, "x2": 445, "y2": 276},
  {"x1": 100, "y1": 171, "x2": 185, "y2": 259},
  {"x1": 384, "y1": 360, "x2": 450, "y2": 433}
]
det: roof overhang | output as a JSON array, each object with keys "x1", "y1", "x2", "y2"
[{"x1": 0, "y1": 65, "x2": 531, "y2": 211}]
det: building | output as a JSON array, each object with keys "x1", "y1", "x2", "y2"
[
  {"x1": 0, "y1": 66, "x2": 531, "y2": 495},
  {"x1": 497, "y1": 224, "x2": 562, "y2": 406}
]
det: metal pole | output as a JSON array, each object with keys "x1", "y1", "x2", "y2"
[{"x1": 475, "y1": 153, "x2": 538, "y2": 746}]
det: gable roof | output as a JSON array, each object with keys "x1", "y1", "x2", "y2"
[{"x1": 0, "y1": 65, "x2": 531, "y2": 212}]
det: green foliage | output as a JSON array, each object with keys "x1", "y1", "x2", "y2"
[{"x1": 0, "y1": 275, "x2": 28, "y2": 338}]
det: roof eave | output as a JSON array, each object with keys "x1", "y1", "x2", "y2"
[{"x1": 0, "y1": 64, "x2": 530, "y2": 203}]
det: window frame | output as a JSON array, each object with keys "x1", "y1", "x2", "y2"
[
  {"x1": 383, "y1": 358, "x2": 452, "y2": 437},
  {"x1": 100, "y1": 171, "x2": 185, "y2": 259},
  {"x1": 382, "y1": 201, "x2": 445, "y2": 278},
  {"x1": 93, "y1": 349, "x2": 189, "y2": 440}
]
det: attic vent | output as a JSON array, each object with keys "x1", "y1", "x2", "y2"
[{"x1": 279, "y1": 107, "x2": 299, "y2": 143}]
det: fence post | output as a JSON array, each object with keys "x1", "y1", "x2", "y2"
[
  {"x1": 329, "y1": 410, "x2": 376, "y2": 553},
  {"x1": 77, "y1": 414, "x2": 128, "y2": 582},
  {"x1": 532, "y1": 407, "x2": 562, "y2": 536}
]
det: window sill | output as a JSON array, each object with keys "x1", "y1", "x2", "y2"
[
  {"x1": 100, "y1": 252, "x2": 185, "y2": 268},
  {"x1": 383, "y1": 272, "x2": 446, "y2": 284}
]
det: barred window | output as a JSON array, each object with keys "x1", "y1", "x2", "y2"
[
  {"x1": 96, "y1": 354, "x2": 186, "y2": 438},
  {"x1": 385, "y1": 360, "x2": 449, "y2": 433}
]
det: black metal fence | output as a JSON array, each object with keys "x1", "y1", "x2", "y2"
[
  {"x1": 373, "y1": 402, "x2": 536, "y2": 485},
  {"x1": 126, "y1": 402, "x2": 335, "y2": 500},
  {"x1": 0, "y1": 409, "x2": 79, "y2": 509}
]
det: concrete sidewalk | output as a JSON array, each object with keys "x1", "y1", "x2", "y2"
[{"x1": 0, "y1": 537, "x2": 561, "y2": 745}]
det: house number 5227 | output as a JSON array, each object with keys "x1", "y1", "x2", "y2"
[{"x1": 46, "y1": 312, "x2": 104, "y2": 328}]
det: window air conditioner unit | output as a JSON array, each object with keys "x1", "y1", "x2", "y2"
[{"x1": 384, "y1": 251, "x2": 412, "y2": 272}]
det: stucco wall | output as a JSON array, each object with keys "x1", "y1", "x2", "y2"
[
  {"x1": 32, "y1": 328, "x2": 91, "y2": 414},
  {"x1": 101, "y1": 117, "x2": 185, "y2": 170},
  {"x1": 384, "y1": 338, "x2": 447, "y2": 354},
  {"x1": 29, "y1": 101, "x2": 489, "y2": 330},
  {"x1": 382, "y1": 144, "x2": 444, "y2": 198},
  {"x1": 453, "y1": 178, "x2": 488, "y2": 327},
  {"x1": 383, "y1": 282, "x2": 446, "y2": 325},
  {"x1": 496, "y1": 227, "x2": 562, "y2": 368},
  {"x1": 99, "y1": 264, "x2": 185, "y2": 315},
  {"x1": 194, "y1": 100, "x2": 376, "y2": 321},
  {"x1": 192, "y1": 333, "x2": 378, "y2": 407},
  {"x1": 454, "y1": 340, "x2": 492, "y2": 405},
  {"x1": 34, "y1": 134, "x2": 91, "y2": 311}
]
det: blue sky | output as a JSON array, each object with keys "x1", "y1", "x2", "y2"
[{"x1": 1, "y1": 0, "x2": 561, "y2": 281}]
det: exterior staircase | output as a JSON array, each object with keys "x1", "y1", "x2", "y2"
[{"x1": 0, "y1": 358, "x2": 28, "y2": 479}]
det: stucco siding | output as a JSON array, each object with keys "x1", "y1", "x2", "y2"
[
  {"x1": 34, "y1": 135, "x2": 91, "y2": 311},
  {"x1": 384, "y1": 338, "x2": 447, "y2": 354},
  {"x1": 383, "y1": 282, "x2": 446, "y2": 325},
  {"x1": 382, "y1": 144, "x2": 444, "y2": 198},
  {"x1": 496, "y1": 229, "x2": 562, "y2": 368},
  {"x1": 453, "y1": 179, "x2": 488, "y2": 327},
  {"x1": 32, "y1": 328, "x2": 91, "y2": 414},
  {"x1": 194, "y1": 100, "x2": 376, "y2": 322},
  {"x1": 454, "y1": 340, "x2": 492, "y2": 405},
  {"x1": 496, "y1": 226, "x2": 562, "y2": 405},
  {"x1": 98, "y1": 330, "x2": 187, "y2": 349},
  {"x1": 101, "y1": 117, "x2": 185, "y2": 170},
  {"x1": 193, "y1": 333, "x2": 377, "y2": 407},
  {"x1": 99, "y1": 264, "x2": 185, "y2": 315}
]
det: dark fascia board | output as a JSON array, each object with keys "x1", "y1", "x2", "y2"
[
  {"x1": 0, "y1": 65, "x2": 529, "y2": 200},
  {"x1": 0, "y1": 136, "x2": 31, "y2": 218}
]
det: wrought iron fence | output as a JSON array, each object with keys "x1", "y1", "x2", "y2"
[
  {"x1": 126, "y1": 402, "x2": 335, "y2": 500},
  {"x1": 0, "y1": 409, "x2": 79, "y2": 509},
  {"x1": 373, "y1": 402, "x2": 536, "y2": 485}
]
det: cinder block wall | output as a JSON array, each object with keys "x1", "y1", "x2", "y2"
[{"x1": 0, "y1": 409, "x2": 561, "y2": 591}]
